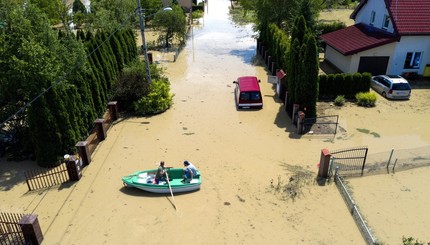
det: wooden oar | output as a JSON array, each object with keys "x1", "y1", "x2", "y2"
[{"x1": 164, "y1": 171, "x2": 177, "y2": 210}]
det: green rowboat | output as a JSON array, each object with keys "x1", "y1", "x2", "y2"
[{"x1": 122, "y1": 168, "x2": 201, "y2": 193}]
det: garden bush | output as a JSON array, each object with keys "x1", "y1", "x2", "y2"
[
  {"x1": 334, "y1": 95, "x2": 345, "y2": 106},
  {"x1": 355, "y1": 92, "x2": 377, "y2": 107},
  {"x1": 133, "y1": 80, "x2": 174, "y2": 115}
]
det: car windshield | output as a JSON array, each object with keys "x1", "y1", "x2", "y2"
[
  {"x1": 392, "y1": 83, "x2": 411, "y2": 90},
  {"x1": 250, "y1": 92, "x2": 261, "y2": 101},
  {"x1": 240, "y1": 92, "x2": 261, "y2": 101}
]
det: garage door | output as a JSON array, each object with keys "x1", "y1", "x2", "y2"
[{"x1": 357, "y1": 56, "x2": 389, "y2": 75}]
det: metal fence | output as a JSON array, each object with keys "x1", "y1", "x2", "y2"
[
  {"x1": 360, "y1": 145, "x2": 430, "y2": 176},
  {"x1": 331, "y1": 145, "x2": 430, "y2": 245},
  {"x1": 302, "y1": 115, "x2": 339, "y2": 135},
  {"x1": 334, "y1": 172, "x2": 378, "y2": 245},
  {"x1": 329, "y1": 146, "x2": 368, "y2": 177},
  {"x1": 0, "y1": 213, "x2": 26, "y2": 245}
]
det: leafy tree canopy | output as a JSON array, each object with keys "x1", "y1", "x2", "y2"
[
  {"x1": 152, "y1": 4, "x2": 187, "y2": 48},
  {"x1": 89, "y1": 0, "x2": 162, "y2": 33},
  {"x1": 73, "y1": 0, "x2": 86, "y2": 13},
  {"x1": 31, "y1": 0, "x2": 63, "y2": 24}
]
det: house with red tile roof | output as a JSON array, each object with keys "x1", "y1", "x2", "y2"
[{"x1": 320, "y1": 0, "x2": 430, "y2": 76}]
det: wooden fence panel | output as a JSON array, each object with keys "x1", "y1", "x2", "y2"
[
  {"x1": 24, "y1": 163, "x2": 69, "y2": 191},
  {"x1": 87, "y1": 129, "x2": 99, "y2": 156},
  {"x1": 0, "y1": 212, "x2": 26, "y2": 245}
]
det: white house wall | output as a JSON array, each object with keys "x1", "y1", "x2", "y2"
[
  {"x1": 391, "y1": 36, "x2": 430, "y2": 75},
  {"x1": 325, "y1": 45, "x2": 352, "y2": 72},
  {"x1": 354, "y1": 0, "x2": 394, "y2": 33},
  {"x1": 350, "y1": 42, "x2": 396, "y2": 73}
]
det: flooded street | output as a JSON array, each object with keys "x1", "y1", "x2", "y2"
[
  {"x1": 5, "y1": 0, "x2": 430, "y2": 244},
  {"x1": 40, "y1": 0, "x2": 364, "y2": 244},
  {"x1": 56, "y1": 0, "x2": 364, "y2": 244}
]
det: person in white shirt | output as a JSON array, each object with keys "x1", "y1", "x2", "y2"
[{"x1": 182, "y1": 160, "x2": 197, "y2": 183}]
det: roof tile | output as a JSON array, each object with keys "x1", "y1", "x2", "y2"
[
  {"x1": 389, "y1": 0, "x2": 430, "y2": 34},
  {"x1": 319, "y1": 23, "x2": 399, "y2": 55}
]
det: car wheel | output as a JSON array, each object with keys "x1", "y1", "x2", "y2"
[{"x1": 381, "y1": 91, "x2": 387, "y2": 98}]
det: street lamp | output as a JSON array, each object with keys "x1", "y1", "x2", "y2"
[{"x1": 136, "y1": 0, "x2": 172, "y2": 84}]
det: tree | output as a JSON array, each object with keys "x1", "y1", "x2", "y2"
[
  {"x1": 89, "y1": 0, "x2": 140, "y2": 33},
  {"x1": 152, "y1": 4, "x2": 187, "y2": 48},
  {"x1": 287, "y1": 39, "x2": 300, "y2": 104},
  {"x1": 0, "y1": 2, "x2": 104, "y2": 165},
  {"x1": 298, "y1": 0, "x2": 319, "y2": 32},
  {"x1": 112, "y1": 60, "x2": 151, "y2": 111},
  {"x1": 299, "y1": 33, "x2": 319, "y2": 117},
  {"x1": 31, "y1": 0, "x2": 63, "y2": 24},
  {"x1": 253, "y1": 0, "x2": 299, "y2": 33},
  {"x1": 72, "y1": 0, "x2": 89, "y2": 29},
  {"x1": 73, "y1": 0, "x2": 86, "y2": 13},
  {"x1": 27, "y1": 95, "x2": 63, "y2": 164}
]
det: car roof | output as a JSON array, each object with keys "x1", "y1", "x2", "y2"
[
  {"x1": 237, "y1": 76, "x2": 260, "y2": 92},
  {"x1": 376, "y1": 75, "x2": 409, "y2": 84}
]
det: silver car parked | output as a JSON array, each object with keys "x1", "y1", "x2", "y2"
[{"x1": 371, "y1": 75, "x2": 411, "y2": 99}]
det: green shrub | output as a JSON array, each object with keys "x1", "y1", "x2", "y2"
[
  {"x1": 133, "y1": 80, "x2": 174, "y2": 115},
  {"x1": 355, "y1": 92, "x2": 377, "y2": 107},
  {"x1": 402, "y1": 236, "x2": 429, "y2": 245},
  {"x1": 316, "y1": 21, "x2": 346, "y2": 35},
  {"x1": 192, "y1": 9, "x2": 204, "y2": 19},
  {"x1": 334, "y1": 95, "x2": 345, "y2": 106}
]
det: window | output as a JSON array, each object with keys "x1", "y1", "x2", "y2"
[
  {"x1": 382, "y1": 15, "x2": 390, "y2": 29},
  {"x1": 240, "y1": 92, "x2": 250, "y2": 100},
  {"x1": 403, "y1": 52, "x2": 422, "y2": 69},
  {"x1": 370, "y1": 11, "x2": 375, "y2": 25},
  {"x1": 250, "y1": 92, "x2": 261, "y2": 101},
  {"x1": 380, "y1": 78, "x2": 390, "y2": 88}
]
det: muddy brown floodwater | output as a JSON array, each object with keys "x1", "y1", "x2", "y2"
[{"x1": 1, "y1": 0, "x2": 430, "y2": 244}]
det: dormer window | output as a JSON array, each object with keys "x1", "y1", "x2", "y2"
[
  {"x1": 370, "y1": 11, "x2": 375, "y2": 25},
  {"x1": 382, "y1": 15, "x2": 390, "y2": 29}
]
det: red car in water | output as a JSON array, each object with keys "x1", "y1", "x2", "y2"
[{"x1": 233, "y1": 76, "x2": 263, "y2": 109}]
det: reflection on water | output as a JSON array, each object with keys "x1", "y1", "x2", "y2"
[{"x1": 188, "y1": 0, "x2": 257, "y2": 65}]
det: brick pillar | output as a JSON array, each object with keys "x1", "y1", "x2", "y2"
[
  {"x1": 94, "y1": 119, "x2": 106, "y2": 141},
  {"x1": 108, "y1": 101, "x2": 118, "y2": 121},
  {"x1": 76, "y1": 141, "x2": 91, "y2": 166},
  {"x1": 148, "y1": 52, "x2": 153, "y2": 64},
  {"x1": 19, "y1": 214, "x2": 43, "y2": 245},
  {"x1": 318, "y1": 149, "x2": 332, "y2": 179},
  {"x1": 65, "y1": 155, "x2": 83, "y2": 181},
  {"x1": 296, "y1": 111, "x2": 305, "y2": 134}
]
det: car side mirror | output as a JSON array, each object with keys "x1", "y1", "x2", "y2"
[
  {"x1": 233, "y1": 81, "x2": 237, "y2": 84},
  {"x1": 258, "y1": 80, "x2": 261, "y2": 83}
]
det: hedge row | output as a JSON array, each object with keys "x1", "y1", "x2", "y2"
[
  {"x1": 318, "y1": 72, "x2": 372, "y2": 100},
  {"x1": 29, "y1": 29, "x2": 138, "y2": 166},
  {"x1": 260, "y1": 23, "x2": 290, "y2": 71}
]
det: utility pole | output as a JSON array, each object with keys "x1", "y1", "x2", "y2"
[{"x1": 136, "y1": 0, "x2": 152, "y2": 84}]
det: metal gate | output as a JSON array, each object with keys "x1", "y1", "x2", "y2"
[
  {"x1": 329, "y1": 147, "x2": 368, "y2": 177},
  {"x1": 302, "y1": 115, "x2": 339, "y2": 135}
]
